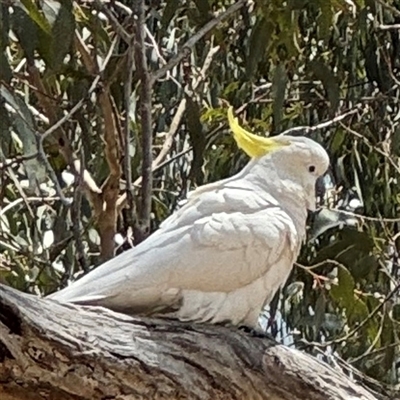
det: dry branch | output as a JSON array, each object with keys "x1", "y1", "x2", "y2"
[{"x1": 0, "y1": 284, "x2": 392, "y2": 400}]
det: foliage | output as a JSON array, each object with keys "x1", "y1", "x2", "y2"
[{"x1": 1, "y1": 0, "x2": 400, "y2": 391}]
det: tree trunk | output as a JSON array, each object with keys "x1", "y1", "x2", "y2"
[{"x1": 0, "y1": 284, "x2": 395, "y2": 400}]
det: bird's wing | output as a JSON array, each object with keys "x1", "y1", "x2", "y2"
[{"x1": 49, "y1": 187, "x2": 301, "y2": 313}]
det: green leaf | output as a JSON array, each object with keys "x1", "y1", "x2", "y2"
[
  {"x1": 317, "y1": 0, "x2": 333, "y2": 40},
  {"x1": 0, "y1": 3, "x2": 9, "y2": 51},
  {"x1": 313, "y1": 294, "x2": 326, "y2": 340},
  {"x1": 0, "y1": 85, "x2": 47, "y2": 190},
  {"x1": 391, "y1": 126, "x2": 400, "y2": 156},
  {"x1": 20, "y1": 0, "x2": 52, "y2": 34},
  {"x1": 193, "y1": 0, "x2": 210, "y2": 20},
  {"x1": 392, "y1": 305, "x2": 400, "y2": 323},
  {"x1": 308, "y1": 60, "x2": 340, "y2": 112},
  {"x1": 24, "y1": 0, "x2": 75, "y2": 70},
  {"x1": 48, "y1": 0, "x2": 75, "y2": 70},
  {"x1": 246, "y1": 17, "x2": 273, "y2": 78},
  {"x1": 0, "y1": 101, "x2": 11, "y2": 154},
  {"x1": 161, "y1": 0, "x2": 180, "y2": 29},
  {"x1": 186, "y1": 97, "x2": 205, "y2": 184},
  {"x1": 352, "y1": 255, "x2": 378, "y2": 280},
  {"x1": 330, "y1": 265, "x2": 355, "y2": 307},
  {"x1": 271, "y1": 64, "x2": 287, "y2": 132},
  {"x1": 10, "y1": 5, "x2": 39, "y2": 64},
  {"x1": 330, "y1": 129, "x2": 345, "y2": 152},
  {"x1": 0, "y1": 52, "x2": 11, "y2": 83}
]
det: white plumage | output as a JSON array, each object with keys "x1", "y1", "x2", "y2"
[{"x1": 49, "y1": 110, "x2": 330, "y2": 329}]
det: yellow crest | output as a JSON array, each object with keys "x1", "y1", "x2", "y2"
[{"x1": 227, "y1": 107, "x2": 290, "y2": 158}]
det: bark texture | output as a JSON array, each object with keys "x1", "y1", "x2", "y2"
[{"x1": 0, "y1": 284, "x2": 393, "y2": 400}]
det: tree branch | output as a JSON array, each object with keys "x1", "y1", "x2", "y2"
[
  {"x1": 74, "y1": 30, "x2": 122, "y2": 261},
  {"x1": 133, "y1": 0, "x2": 153, "y2": 243},
  {"x1": 123, "y1": 35, "x2": 135, "y2": 230},
  {"x1": 151, "y1": 0, "x2": 247, "y2": 83},
  {"x1": 0, "y1": 284, "x2": 391, "y2": 400}
]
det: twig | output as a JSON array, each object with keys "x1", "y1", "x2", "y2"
[
  {"x1": 154, "y1": 46, "x2": 220, "y2": 168},
  {"x1": 151, "y1": 0, "x2": 247, "y2": 83},
  {"x1": 375, "y1": 0, "x2": 400, "y2": 18},
  {"x1": 0, "y1": 196, "x2": 60, "y2": 217},
  {"x1": 302, "y1": 278, "x2": 400, "y2": 348},
  {"x1": 36, "y1": 135, "x2": 72, "y2": 206},
  {"x1": 116, "y1": 147, "x2": 193, "y2": 211},
  {"x1": 133, "y1": 0, "x2": 153, "y2": 243},
  {"x1": 0, "y1": 150, "x2": 35, "y2": 219},
  {"x1": 349, "y1": 340, "x2": 400, "y2": 364},
  {"x1": 93, "y1": 0, "x2": 131, "y2": 44},
  {"x1": 329, "y1": 207, "x2": 400, "y2": 223},
  {"x1": 295, "y1": 258, "x2": 348, "y2": 271},
  {"x1": 116, "y1": 45, "x2": 220, "y2": 213},
  {"x1": 124, "y1": 35, "x2": 135, "y2": 228},
  {"x1": 0, "y1": 153, "x2": 38, "y2": 170},
  {"x1": 338, "y1": 122, "x2": 400, "y2": 177},
  {"x1": 280, "y1": 106, "x2": 361, "y2": 136},
  {"x1": 40, "y1": 75, "x2": 101, "y2": 143},
  {"x1": 378, "y1": 24, "x2": 400, "y2": 30},
  {"x1": 71, "y1": 149, "x2": 90, "y2": 272}
]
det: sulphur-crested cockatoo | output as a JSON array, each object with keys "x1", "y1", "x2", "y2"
[{"x1": 49, "y1": 108, "x2": 329, "y2": 328}]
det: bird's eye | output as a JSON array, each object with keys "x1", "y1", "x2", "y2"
[{"x1": 308, "y1": 165, "x2": 316, "y2": 173}]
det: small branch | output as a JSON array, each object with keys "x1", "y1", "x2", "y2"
[
  {"x1": 329, "y1": 207, "x2": 400, "y2": 223},
  {"x1": 40, "y1": 75, "x2": 101, "y2": 143},
  {"x1": 71, "y1": 150, "x2": 90, "y2": 272},
  {"x1": 133, "y1": 0, "x2": 153, "y2": 243},
  {"x1": 378, "y1": 24, "x2": 400, "y2": 30},
  {"x1": 338, "y1": 121, "x2": 400, "y2": 177},
  {"x1": 116, "y1": 147, "x2": 192, "y2": 212},
  {"x1": 302, "y1": 278, "x2": 400, "y2": 349},
  {"x1": 75, "y1": 30, "x2": 122, "y2": 261},
  {"x1": 93, "y1": 0, "x2": 131, "y2": 44},
  {"x1": 36, "y1": 134, "x2": 72, "y2": 206},
  {"x1": 375, "y1": 0, "x2": 400, "y2": 18},
  {"x1": 0, "y1": 196, "x2": 60, "y2": 218},
  {"x1": 123, "y1": 36, "x2": 135, "y2": 229},
  {"x1": 154, "y1": 45, "x2": 220, "y2": 167},
  {"x1": 151, "y1": 0, "x2": 247, "y2": 83},
  {"x1": 116, "y1": 46, "x2": 220, "y2": 213},
  {"x1": 280, "y1": 106, "x2": 360, "y2": 136},
  {"x1": 0, "y1": 150, "x2": 35, "y2": 219},
  {"x1": 0, "y1": 153, "x2": 38, "y2": 170},
  {"x1": 26, "y1": 60, "x2": 104, "y2": 207}
]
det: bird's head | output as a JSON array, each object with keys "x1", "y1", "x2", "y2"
[{"x1": 227, "y1": 108, "x2": 330, "y2": 211}]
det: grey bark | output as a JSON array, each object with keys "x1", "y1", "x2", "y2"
[{"x1": 0, "y1": 283, "x2": 395, "y2": 400}]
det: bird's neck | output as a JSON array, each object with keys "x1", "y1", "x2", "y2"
[{"x1": 242, "y1": 160, "x2": 309, "y2": 237}]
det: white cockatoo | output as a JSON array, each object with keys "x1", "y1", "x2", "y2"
[{"x1": 49, "y1": 108, "x2": 330, "y2": 329}]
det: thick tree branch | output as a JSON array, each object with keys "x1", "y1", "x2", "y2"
[{"x1": 0, "y1": 284, "x2": 393, "y2": 400}]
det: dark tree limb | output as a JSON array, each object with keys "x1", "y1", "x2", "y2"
[
  {"x1": 133, "y1": 0, "x2": 153, "y2": 244},
  {"x1": 0, "y1": 284, "x2": 394, "y2": 400}
]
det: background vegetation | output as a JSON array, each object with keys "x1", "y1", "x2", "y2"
[{"x1": 1, "y1": 0, "x2": 400, "y2": 394}]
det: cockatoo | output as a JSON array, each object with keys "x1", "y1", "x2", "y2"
[{"x1": 49, "y1": 108, "x2": 330, "y2": 329}]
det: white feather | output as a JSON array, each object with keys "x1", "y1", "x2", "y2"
[{"x1": 49, "y1": 136, "x2": 330, "y2": 328}]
